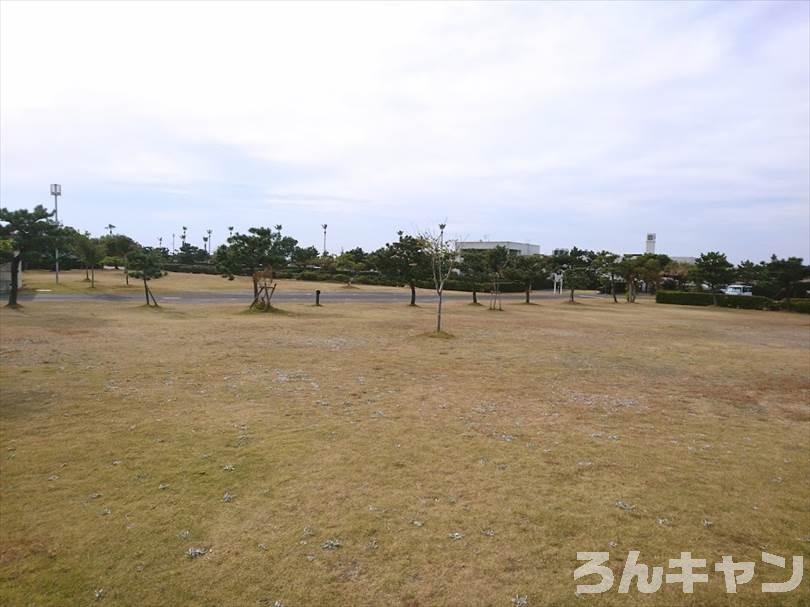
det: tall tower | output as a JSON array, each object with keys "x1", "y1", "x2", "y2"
[{"x1": 646, "y1": 233, "x2": 656, "y2": 254}]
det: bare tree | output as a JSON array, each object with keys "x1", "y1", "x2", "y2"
[{"x1": 421, "y1": 223, "x2": 456, "y2": 334}]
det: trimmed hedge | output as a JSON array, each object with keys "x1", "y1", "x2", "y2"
[
  {"x1": 293, "y1": 272, "x2": 531, "y2": 292},
  {"x1": 718, "y1": 294, "x2": 776, "y2": 310},
  {"x1": 782, "y1": 298, "x2": 810, "y2": 314},
  {"x1": 656, "y1": 291, "x2": 808, "y2": 313},
  {"x1": 656, "y1": 290, "x2": 774, "y2": 310},
  {"x1": 655, "y1": 291, "x2": 715, "y2": 306},
  {"x1": 163, "y1": 263, "x2": 220, "y2": 275}
]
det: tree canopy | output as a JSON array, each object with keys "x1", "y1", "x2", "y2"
[
  {"x1": 128, "y1": 247, "x2": 165, "y2": 306},
  {"x1": 73, "y1": 233, "x2": 106, "y2": 288},
  {"x1": 691, "y1": 251, "x2": 734, "y2": 304},
  {"x1": 765, "y1": 255, "x2": 809, "y2": 302},
  {"x1": 504, "y1": 254, "x2": 549, "y2": 304},
  {"x1": 554, "y1": 247, "x2": 595, "y2": 303},
  {"x1": 372, "y1": 231, "x2": 429, "y2": 306},
  {"x1": 214, "y1": 226, "x2": 298, "y2": 296},
  {"x1": 456, "y1": 249, "x2": 491, "y2": 304},
  {"x1": 0, "y1": 205, "x2": 61, "y2": 306}
]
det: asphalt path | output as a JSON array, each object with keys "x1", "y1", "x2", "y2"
[{"x1": 17, "y1": 289, "x2": 609, "y2": 305}]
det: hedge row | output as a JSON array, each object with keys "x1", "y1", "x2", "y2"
[
  {"x1": 297, "y1": 272, "x2": 542, "y2": 293},
  {"x1": 655, "y1": 291, "x2": 714, "y2": 306},
  {"x1": 163, "y1": 263, "x2": 221, "y2": 275},
  {"x1": 655, "y1": 290, "x2": 776, "y2": 309},
  {"x1": 656, "y1": 291, "x2": 809, "y2": 313},
  {"x1": 718, "y1": 294, "x2": 778, "y2": 310},
  {"x1": 782, "y1": 298, "x2": 810, "y2": 314}
]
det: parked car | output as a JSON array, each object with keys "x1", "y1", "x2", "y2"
[{"x1": 723, "y1": 284, "x2": 753, "y2": 296}]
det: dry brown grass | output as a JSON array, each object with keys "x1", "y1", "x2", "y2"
[
  {"x1": 18, "y1": 269, "x2": 413, "y2": 297},
  {"x1": 1, "y1": 294, "x2": 808, "y2": 606}
]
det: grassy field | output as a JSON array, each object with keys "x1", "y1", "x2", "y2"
[
  {"x1": 17, "y1": 269, "x2": 413, "y2": 297},
  {"x1": 0, "y1": 289, "x2": 808, "y2": 606}
]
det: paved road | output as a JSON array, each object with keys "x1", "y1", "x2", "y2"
[{"x1": 18, "y1": 289, "x2": 609, "y2": 305}]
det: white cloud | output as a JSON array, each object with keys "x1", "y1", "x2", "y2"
[{"x1": 1, "y1": 0, "x2": 808, "y2": 260}]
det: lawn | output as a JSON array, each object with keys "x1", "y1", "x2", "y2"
[
  {"x1": 0, "y1": 291, "x2": 808, "y2": 606},
  {"x1": 17, "y1": 269, "x2": 413, "y2": 297}
]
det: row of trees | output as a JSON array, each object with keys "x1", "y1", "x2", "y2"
[
  {"x1": 0, "y1": 206, "x2": 164, "y2": 306},
  {"x1": 208, "y1": 226, "x2": 809, "y2": 308},
  {"x1": 2, "y1": 205, "x2": 808, "y2": 315}
]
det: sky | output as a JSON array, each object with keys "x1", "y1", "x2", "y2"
[{"x1": 1, "y1": 0, "x2": 808, "y2": 262}]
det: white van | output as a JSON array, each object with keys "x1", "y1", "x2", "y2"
[{"x1": 723, "y1": 284, "x2": 753, "y2": 296}]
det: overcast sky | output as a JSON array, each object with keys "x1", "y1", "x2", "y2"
[{"x1": 1, "y1": 0, "x2": 808, "y2": 262}]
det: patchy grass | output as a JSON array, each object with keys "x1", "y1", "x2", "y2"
[
  {"x1": 0, "y1": 298, "x2": 808, "y2": 606},
  {"x1": 242, "y1": 305, "x2": 293, "y2": 316},
  {"x1": 18, "y1": 269, "x2": 423, "y2": 298},
  {"x1": 424, "y1": 330, "x2": 455, "y2": 339}
]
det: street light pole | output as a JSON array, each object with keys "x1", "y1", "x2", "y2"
[
  {"x1": 322, "y1": 223, "x2": 328, "y2": 256},
  {"x1": 50, "y1": 184, "x2": 61, "y2": 284}
]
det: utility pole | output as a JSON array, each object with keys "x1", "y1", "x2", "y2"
[
  {"x1": 322, "y1": 223, "x2": 328, "y2": 256},
  {"x1": 50, "y1": 184, "x2": 61, "y2": 284}
]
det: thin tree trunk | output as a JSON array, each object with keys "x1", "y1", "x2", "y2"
[
  {"x1": 143, "y1": 277, "x2": 150, "y2": 305},
  {"x1": 472, "y1": 286, "x2": 477, "y2": 304},
  {"x1": 125, "y1": 259, "x2": 129, "y2": 285},
  {"x1": 611, "y1": 275, "x2": 617, "y2": 303},
  {"x1": 91, "y1": 267, "x2": 95, "y2": 288},
  {"x1": 409, "y1": 281, "x2": 416, "y2": 306},
  {"x1": 85, "y1": 266, "x2": 90, "y2": 281},
  {"x1": 6, "y1": 254, "x2": 21, "y2": 307},
  {"x1": 569, "y1": 287, "x2": 575, "y2": 303},
  {"x1": 436, "y1": 292, "x2": 443, "y2": 332},
  {"x1": 525, "y1": 288, "x2": 530, "y2": 304}
]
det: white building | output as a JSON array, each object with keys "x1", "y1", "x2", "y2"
[
  {"x1": 646, "y1": 233, "x2": 656, "y2": 254},
  {"x1": 669, "y1": 256, "x2": 697, "y2": 265},
  {"x1": 639, "y1": 234, "x2": 695, "y2": 264},
  {"x1": 456, "y1": 241, "x2": 540, "y2": 256}
]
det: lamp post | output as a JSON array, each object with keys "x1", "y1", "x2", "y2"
[
  {"x1": 50, "y1": 184, "x2": 61, "y2": 284},
  {"x1": 321, "y1": 223, "x2": 328, "y2": 256}
]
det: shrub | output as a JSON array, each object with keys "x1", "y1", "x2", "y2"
[
  {"x1": 717, "y1": 294, "x2": 774, "y2": 310},
  {"x1": 354, "y1": 275, "x2": 385, "y2": 286},
  {"x1": 656, "y1": 291, "x2": 788, "y2": 312},
  {"x1": 163, "y1": 263, "x2": 220, "y2": 275},
  {"x1": 782, "y1": 298, "x2": 810, "y2": 314},
  {"x1": 655, "y1": 291, "x2": 715, "y2": 306}
]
